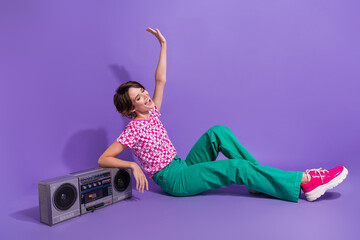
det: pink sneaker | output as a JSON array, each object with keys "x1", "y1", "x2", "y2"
[{"x1": 301, "y1": 166, "x2": 348, "y2": 201}]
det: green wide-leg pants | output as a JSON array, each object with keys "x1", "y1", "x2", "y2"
[{"x1": 153, "y1": 125, "x2": 303, "y2": 202}]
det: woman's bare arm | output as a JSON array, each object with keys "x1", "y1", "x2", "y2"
[
  {"x1": 146, "y1": 27, "x2": 167, "y2": 112},
  {"x1": 98, "y1": 141, "x2": 149, "y2": 193},
  {"x1": 98, "y1": 141, "x2": 135, "y2": 169}
]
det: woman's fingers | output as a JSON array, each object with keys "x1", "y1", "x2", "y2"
[
  {"x1": 142, "y1": 177, "x2": 148, "y2": 193},
  {"x1": 140, "y1": 178, "x2": 143, "y2": 193},
  {"x1": 146, "y1": 27, "x2": 162, "y2": 38},
  {"x1": 137, "y1": 179, "x2": 141, "y2": 192},
  {"x1": 137, "y1": 176, "x2": 145, "y2": 193},
  {"x1": 146, "y1": 27, "x2": 155, "y2": 33},
  {"x1": 135, "y1": 174, "x2": 149, "y2": 193},
  {"x1": 142, "y1": 177, "x2": 147, "y2": 192}
]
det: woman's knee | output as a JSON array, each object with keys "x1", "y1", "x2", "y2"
[
  {"x1": 207, "y1": 125, "x2": 235, "y2": 140},
  {"x1": 209, "y1": 125, "x2": 231, "y2": 134}
]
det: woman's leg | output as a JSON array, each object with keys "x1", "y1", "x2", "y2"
[
  {"x1": 185, "y1": 125, "x2": 259, "y2": 166},
  {"x1": 174, "y1": 125, "x2": 302, "y2": 202},
  {"x1": 165, "y1": 158, "x2": 303, "y2": 202},
  {"x1": 160, "y1": 125, "x2": 345, "y2": 202}
]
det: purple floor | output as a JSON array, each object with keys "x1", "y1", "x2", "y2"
[{"x1": 3, "y1": 173, "x2": 359, "y2": 240}]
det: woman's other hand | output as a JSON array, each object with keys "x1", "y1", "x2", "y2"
[
  {"x1": 132, "y1": 163, "x2": 149, "y2": 193},
  {"x1": 146, "y1": 27, "x2": 166, "y2": 45}
]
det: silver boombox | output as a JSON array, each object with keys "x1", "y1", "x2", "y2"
[{"x1": 38, "y1": 167, "x2": 132, "y2": 226}]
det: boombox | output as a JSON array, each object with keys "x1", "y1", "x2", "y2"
[{"x1": 38, "y1": 167, "x2": 132, "y2": 226}]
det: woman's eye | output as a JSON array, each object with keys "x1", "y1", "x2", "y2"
[{"x1": 136, "y1": 89, "x2": 145, "y2": 101}]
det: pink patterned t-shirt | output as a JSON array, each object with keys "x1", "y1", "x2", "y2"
[{"x1": 116, "y1": 105, "x2": 177, "y2": 179}]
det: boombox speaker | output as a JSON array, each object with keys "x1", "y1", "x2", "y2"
[
  {"x1": 38, "y1": 175, "x2": 80, "y2": 226},
  {"x1": 108, "y1": 168, "x2": 132, "y2": 203}
]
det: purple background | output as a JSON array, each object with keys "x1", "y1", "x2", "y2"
[{"x1": 1, "y1": 0, "x2": 359, "y2": 239}]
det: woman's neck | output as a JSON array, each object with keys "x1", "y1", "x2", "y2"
[{"x1": 134, "y1": 112, "x2": 150, "y2": 120}]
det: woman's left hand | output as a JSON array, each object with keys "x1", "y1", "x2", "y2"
[{"x1": 146, "y1": 27, "x2": 166, "y2": 45}]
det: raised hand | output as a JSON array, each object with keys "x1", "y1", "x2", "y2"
[{"x1": 146, "y1": 27, "x2": 166, "y2": 45}]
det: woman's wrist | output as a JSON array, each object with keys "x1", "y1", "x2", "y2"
[{"x1": 130, "y1": 162, "x2": 138, "y2": 170}]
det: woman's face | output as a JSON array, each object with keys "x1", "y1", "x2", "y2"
[{"x1": 128, "y1": 87, "x2": 154, "y2": 115}]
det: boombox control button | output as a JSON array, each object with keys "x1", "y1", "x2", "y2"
[
  {"x1": 93, "y1": 183, "x2": 97, "y2": 187},
  {"x1": 86, "y1": 202, "x2": 105, "y2": 212},
  {"x1": 82, "y1": 186, "x2": 87, "y2": 190},
  {"x1": 98, "y1": 181, "x2": 102, "y2": 185},
  {"x1": 88, "y1": 184, "x2": 92, "y2": 188}
]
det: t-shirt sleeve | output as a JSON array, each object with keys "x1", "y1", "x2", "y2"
[
  {"x1": 150, "y1": 104, "x2": 162, "y2": 118},
  {"x1": 116, "y1": 125, "x2": 137, "y2": 148}
]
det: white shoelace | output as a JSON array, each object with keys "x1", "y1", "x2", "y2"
[{"x1": 305, "y1": 168, "x2": 330, "y2": 184}]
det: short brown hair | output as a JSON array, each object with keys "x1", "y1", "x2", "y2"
[{"x1": 113, "y1": 81, "x2": 145, "y2": 119}]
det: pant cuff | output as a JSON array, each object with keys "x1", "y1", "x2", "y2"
[{"x1": 292, "y1": 171, "x2": 303, "y2": 202}]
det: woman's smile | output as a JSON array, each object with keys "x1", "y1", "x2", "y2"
[{"x1": 145, "y1": 98, "x2": 152, "y2": 105}]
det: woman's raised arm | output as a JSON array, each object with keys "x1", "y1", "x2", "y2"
[{"x1": 146, "y1": 27, "x2": 167, "y2": 112}]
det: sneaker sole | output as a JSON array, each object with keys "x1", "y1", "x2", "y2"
[{"x1": 304, "y1": 167, "x2": 348, "y2": 202}]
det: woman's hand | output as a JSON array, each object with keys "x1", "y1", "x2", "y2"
[
  {"x1": 146, "y1": 27, "x2": 166, "y2": 45},
  {"x1": 132, "y1": 163, "x2": 149, "y2": 193}
]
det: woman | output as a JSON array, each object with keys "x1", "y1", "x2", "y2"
[{"x1": 98, "y1": 27, "x2": 348, "y2": 202}]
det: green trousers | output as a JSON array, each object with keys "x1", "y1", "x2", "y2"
[{"x1": 153, "y1": 125, "x2": 303, "y2": 202}]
